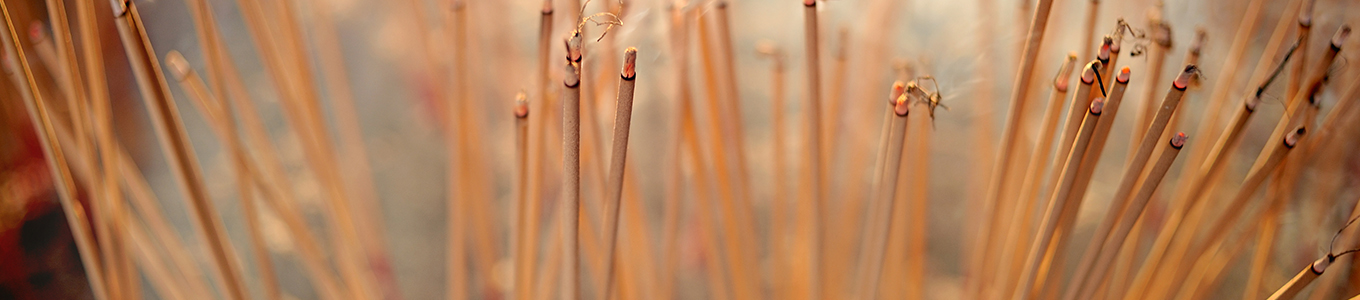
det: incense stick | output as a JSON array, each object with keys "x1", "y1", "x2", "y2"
[
  {"x1": 856, "y1": 91, "x2": 911, "y2": 300},
  {"x1": 1014, "y1": 96, "x2": 1105, "y2": 300},
  {"x1": 514, "y1": 91, "x2": 534, "y2": 300},
  {"x1": 714, "y1": 1, "x2": 751, "y2": 200},
  {"x1": 111, "y1": 2, "x2": 249, "y2": 299},
  {"x1": 1130, "y1": 14, "x2": 1171, "y2": 158},
  {"x1": 1, "y1": 4, "x2": 108, "y2": 298},
  {"x1": 1066, "y1": 133, "x2": 1189, "y2": 300},
  {"x1": 166, "y1": 51, "x2": 281, "y2": 300},
  {"x1": 996, "y1": 53, "x2": 1076, "y2": 298},
  {"x1": 562, "y1": 32, "x2": 584, "y2": 300},
  {"x1": 971, "y1": 0, "x2": 1056, "y2": 291},
  {"x1": 602, "y1": 47, "x2": 638, "y2": 300}
]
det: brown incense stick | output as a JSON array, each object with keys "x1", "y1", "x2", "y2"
[
  {"x1": 796, "y1": 1, "x2": 826, "y2": 298},
  {"x1": 996, "y1": 53, "x2": 1076, "y2": 298},
  {"x1": 1176, "y1": 0, "x2": 1264, "y2": 166},
  {"x1": 1067, "y1": 133, "x2": 1189, "y2": 300},
  {"x1": 714, "y1": 1, "x2": 751, "y2": 199},
  {"x1": 1242, "y1": 193, "x2": 1287, "y2": 300},
  {"x1": 1130, "y1": 11, "x2": 1171, "y2": 156},
  {"x1": 602, "y1": 47, "x2": 638, "y2": 299},
  {"x1": 1, "y1": 3, "x2": 108, "y2": 298},
  {"x1": 1103, "y1": 66, "x2": 1193, "y2": 215},
  {"x1": 111, "y1": 2, "x2": 249, "y2": 299},
  {"x1": 855, "y1": 92, "x2": 911, "y2": 300},
  {"x1": 562, "y1": 33, "x2": 583, "y2": 300},
  {"x1": 1014, "y1": 96, "x2": 1105, "y2": 300},
  {"x1": 515, "y1": 92, "x2": 534, "y2": 300},
  {"x1": 166, "y1": 51, "x2": 282, "y2": 300},
  {"x1": 970, "y1": 0, "x2": 1055, "y2": 290}
]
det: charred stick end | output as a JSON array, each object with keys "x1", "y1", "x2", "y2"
[{"x1": 1170, "y1": 132, "x2": 1188, "y2": 149}]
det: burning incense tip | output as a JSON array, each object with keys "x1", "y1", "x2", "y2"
[
  {"x1": 542, "y1": 0, "x2": 552, "y2": 13},
  {"x1": 1081, "y1": 61, "x2": 1101, "y2": 84},
  {"x1": 894, "y1": 94, "x2": 909, "y2": 116},
  {"x1": 1170, "y1": 132, "x2": 1188, "y2": 149},
  {"x1": 514, "y1": 92, "x2": 529, "y2": 118},
  {"x1": 804, "y1": 0, "x2": 815, "y2": 6},
  {"x1": 1055, "y1": 53, "x2": 1078, "y2": 91},
  {"x1": 1284, "y1": 126, "x2": 1307, "y2": 148},
  {"x1": 622, "y1": 47, "x2": 638, "y2": 79},
  {"x1": 1311, "y1": 256, "x2": 1331, "y2": 274},
  {"x1": 717, "y1": 1, "x2": 728, "y2": 9},
  {"x1": 1089, "y1": 97, "x2": 1106, "y2": 115},
  {"x1": 27, "y1": 22, "x2": 45, "y2": 43},
  {"x1": 1098, "y1": 36, "x2": 1112, "y2": 62},
  {"x1": 889, "y1": 81, "x2": 906, "y2": 106},
  {"x1": 1331, "y1": 26, "x2": 1351, "y2": 49},
  {"x1": 1173, "y1": 65, "x2": 1196, "y2": 90},
  {"x1": 1117, "y1": 67, "x2": 1130, "y2": 83},
  {"x1": 165, "y1": 51, "x2": 192, "y2": 81},
  {"x1": 1190, "y1": 28, "x2": 1207, "y2": 56},
  {"x1": 566, "y1": 34, "x2": 583, "y2": 63}
]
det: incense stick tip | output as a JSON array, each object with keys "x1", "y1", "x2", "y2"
[
  {"x1": 1090, "y1": 97, "x2": 1105, "y2": 115},
  {"x1": 1098, "y1": 36, "x2": 1112, "y2": 61},
  {"x1": 165, "y1": 51, "x2": 191, "y2": 81},
  {"x1": 565, "y1": 35, "x2": 583, "y2": 63},
  {"x1": 515, "y1": 92, "x2": 530, "y2": 118},
  {"x1": 622, "y1": 47, "x2": 638, "y2": 79},
  {"x1": 1285, "y1": 126, "x2": 1307, "y2": 147},
  {"x1": 1170, "y1": 132, "x2": 1187, "y2": 149},
  {"x1": 1117, "y1": 67, "x2": 1130, "y2": 83},
  {"x1": 27, "y1": 22, "x2": 46, "y2": 44},
  {"x1": 111, "y1": 0, "x2": 129, "y2": 17},
  {"x1": 894, "y1": 94, "x2": 909, "y2": 116},
  {"x1": 1081, "y1": 61, "x2": 1100, "y2": 84},
  {"x1": 1331, "y1": 26, "x2": 1351, "y2": 49},
  {"x1": 1190, "y1": 28, "x2": 1207, "y2": 55},
  {"x1": 804, "y1": 0, "x2": 815, "y2": 7},
  {"x1": 717, "y1": 0, "x2": 728, "y2": 9},
  {"x1": 889, "y1": 81, "x2": 906, "y2": 105},
  {"x1": 1173, "y1": 65, "x2": 1195, "y2": 90}
]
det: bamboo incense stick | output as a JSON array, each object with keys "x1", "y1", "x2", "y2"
[
  {"x1": 35, "y1": 2, "x2": 90, "y2": 160},
  {"x1": 1078, "y1": 0, "x2": 1099, "y2": 62},
  {"x1": 562, "y1": 33, "x2": 584, "y2": 300},
  {"x1": 1014, "y1": 96, "x2": 1106, "y2": 300},
  {"x1": 869, "y1": 82, "x2": 907, "y2": 213},
  {"x1": 532, "y1": 0, "x2": 554, "y2": 213},
  {"x1": 1266, "y1": 213, "x2": 1359, "y2": 300},
  {"x1": 1103, "y1": 66, "x2": 1193, "y2": 214},
  {"x1": 515, "y1": 91, "x2": 534, "y2": 300},
  {"x1": 1285, "y1": 0, "x2": 1317, "y2": 103},
  {"x1": 855, "y1": 92, "x2": 911, "y2": 300},
  {"x1": 166, "y1": 51, "x2": 282, "y2": 300},
  {"x1": 1242, "y1": 191, "x2": 1287, "y2": 300},
  {"x1": 111, "y1": 2, "x2": 249, "y2": 299},
  {"x1": 901, "y1": 86, "x2": 935, "y2": 300},
  {"x1": 602, "y1": 47, "x2": 638, "y2": 300},
  {"x1": 714, "y1": 1, "x2": 750, "y2": 199},
  {"x1": 1144, "y1": 126, "x2": 1309, "y2": 300},
  {"x1": 996, "y1": 53, "x2": 1076, "y2": 298},
  {"x1": 126, "y1": 217, "x2": 190, "y2": 300},
  {"x1": 1067, "y1": 133, "x2": 1189, "y2": 300},
  {"x1": 799, "y1": 1, "x2": 826, "y2": 298},
  {"x1": 1, "y1": 3, "x2": 108, "y2": 298},
  {"x1": 970, "y1": 0, "x2": 1055, "y2": 290},
  {"x1": 1130, "y1": 13, "x2": 1171, "y2": 156}
]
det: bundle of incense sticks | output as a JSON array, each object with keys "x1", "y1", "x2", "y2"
[{"x1": 5, "y1": 0, "x2": 1360, "y2": 299}]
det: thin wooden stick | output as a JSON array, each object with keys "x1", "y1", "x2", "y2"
[
  {"x1": 1241, "y1": 191, "x2": 1286, "y2": 300},
  {"x1": 1014, "y1": 96, "x2": 1106, "y2": 300},
  {"x1": 855, "y1": 91, "x2": 911, "y2": 300},
  {"x1": 1147, "y1": 126, "x2": 1309, "y2": 300},
  {"x1": 1078, "y1": 0, "x2": 1099, "y2": 62},
  {"x1": 1036, "y1": 65, "x2": 1129, "y2": 299},
  {"x1": 758, "y1": 42, "x2": 790, "y2": 300},
  {"x1": 1130, "y1": 12, "x2": 1171, "y2": 158},
  {"x1": 562, "y1": 33, "x2": 584, "y2": 300},
  {"x1": 166, "y1": 51, "x2": 282, "y2": 300},
  {"x1": 125, "y1": 217, "x2": 190, "y2": 300},
  {"x1": 0, "y1": 4, "x2": 108, "y2": 298},
  {"x1": 971, "y1": 0, "x2": 1055, "y2": 291},
  {"x1": 996, "y1": 53, "x2": 1076, "y2": 299},
  {"x1": 869, "y1": 82, "x2": 907, "y2": 216},
  {"x1": 35, "y1": 3, "x2": 88, "y2": 161},
  {"x1": 797, "y1": 3, "x2": 827, "y2": 296},
  {"x1": 111, "y1": 2, "x2": 249, "y2": 299},
  {"x1": 602, "y1": 47, "x2": 638, "y2": 299},
  {"x1": 714, "y1": 1, "x2": 750, "y2": 200},
  {"x1": 514, "y1": 91, "x2": 533, "y2": 300},
  {"x1": 1102, "y1": 66, "x2": 1193, "y2": 217},
  {"x1": 1268, "y1": 255, "x2": 1338, "y2": 300},
  {"x1": 1067, "y1": 133, "x2": 1189, "y2": 300}
]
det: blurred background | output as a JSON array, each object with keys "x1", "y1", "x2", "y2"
[{"x1": 3, "y1": 0, "x2": 1360, "y2": 299}]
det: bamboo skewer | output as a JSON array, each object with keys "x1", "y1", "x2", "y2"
[
  {"x1": 166, "y1": 51, "x2": 282, "y2": 300},
  {"x1": 1067, "y1": 133, "x2": 1190, "y2": 300},
  {"x1": 1014, "y1": 96, "x2": 1106, "y2": 300},
  {"x1": 855, "y1": 91, "x2": 911, "y2": 300},
  {"x1": 1, "y1": 3, "x2": 108, "y2": 299},
  {"x1": 602, "y1": 47, "x2": 638, "y2": 300},
  {"x1": 995, "y1": 54, "x2": 1076, "y2": 298},
  {"x1": 111, "y1": 2, "x2": 250, "y2": 299},
  {"x1": 971, "y1": 0, "x2": 1056, "y2": 293}
]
